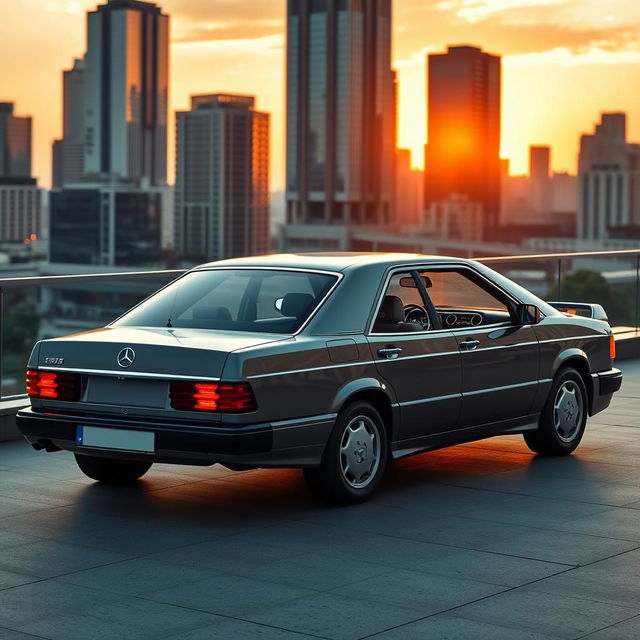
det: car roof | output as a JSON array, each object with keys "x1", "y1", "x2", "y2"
[{"x1": 195, "y1": 252, "x2": 471, "y2": 273}]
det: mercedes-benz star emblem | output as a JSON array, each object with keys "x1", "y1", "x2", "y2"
[{"x1": 117, "y1": 347, "x2": 136, "y2": 368}]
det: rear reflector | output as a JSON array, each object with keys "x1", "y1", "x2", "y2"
[
  {"x1": 170, "y1": 381, "x2": 256, "y2": 413},
  {"x1": 27, "y1": 370, "x2": 80, "y2": 401},
  {"x1": 610, "y1": 335, "x2": 616, "y2": 360}
]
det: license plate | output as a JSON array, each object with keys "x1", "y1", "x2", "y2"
[{"x1": 76, "y1": 426, "x2": 155, "y2": 453}]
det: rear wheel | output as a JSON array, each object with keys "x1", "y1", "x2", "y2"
[
  {"x1": 524, "y1": 367, "x2": 588, "y2": 456},
  {"x1": 75, "y1": 454, "x2": 152, "y2": 483},
  {"x1": 303, "y1": 401, "x2": 388, "y2": 505}
]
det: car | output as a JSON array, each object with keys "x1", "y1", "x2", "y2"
[{"x1": 17, "y1": 253, "x2": 623, "y2": 504}]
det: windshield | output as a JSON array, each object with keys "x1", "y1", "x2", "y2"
[{"x1": 114, "y1": 269, "x2": 339, "y2": 334}]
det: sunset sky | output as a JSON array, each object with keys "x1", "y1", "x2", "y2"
[{"x1": 1, "y1": 0, "x2": 640, "y2": 189}]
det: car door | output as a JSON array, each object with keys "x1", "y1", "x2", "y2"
[
  {"x1": 419, "y1": 267, "x2": 540, "y2": 428},
  {"x1": 366, "y1": 270, "x2": 462, "y2": 444}
]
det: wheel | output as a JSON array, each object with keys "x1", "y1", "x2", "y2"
[
  {"x1": 403, "y1": 304, "x2": 431, "y2": 330},
  {"x1": 74, "y1": 453, "x2": 152, "y2": 483},
  {"x1": 524, "y1": 367, "x2": 588, "y2": 456},
  {"x1": 303, "y1": 401, "x2": 388, "y2": 505}
]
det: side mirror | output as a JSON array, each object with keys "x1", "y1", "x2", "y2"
[{"x1": 516, "y1": 304, "x2": 541, "y2": 325}]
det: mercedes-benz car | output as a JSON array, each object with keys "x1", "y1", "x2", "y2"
[{"x1": 17, "y1": 253, "x2": 622, "y2": 504}]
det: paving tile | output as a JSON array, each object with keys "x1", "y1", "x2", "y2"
[
  {"x1": 162, "y1": 618, "x2": 322, "y2": 640},
  {"x1": 0, "y1": 540, "x2": 129, "y2": 579},
  {"x1": 0, "y1": 569, "x2": 40, "y2": 591},
  {"x1": 481, "y1": 528, "x2": 638, "y2": 565},
  {"x1": 580, "y1": 614, "x2": 640, "y2": 639},
  {"x1": 57, "y1": 557, "x2": 217, "y2": 596},
  {"x1": 415, "y1": 548, "x2": 569, "y2": 587},
  {"x1": 452, "y1": 588, "x2": 636, "y2": 639},
  {"x1": 0, "y1": 580, "x2": 125, "y2": 628},
  {"x1": 18, "y1": 599, "x2": 221, "y2": 640},
  {"x1": 330, "y1": 569, "x2": 505, "y2": 615},
  {"x1": 243, "y1": 592, "x2": 424, "y2": 640},
  {"x1": 143, "y1": 573, "x2": 315, "y2": 617},
  {"x1": 0, "y1": 629, "x2": 46, "y2": 640},
  {"x1": 368, "y1": 614, "x2": 559, "y2": 639}
]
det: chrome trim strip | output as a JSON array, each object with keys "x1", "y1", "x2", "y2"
[
  {"x1": 465, "y1": 380, "x2": 539, "y2": 396},
  {"x1": 399, "y1": 393, "x2": 461, "y2": 407},
  {"x1": 271, "y1": 413, "x2": 337, "y2": 428},
  {"x1": 538, "y1": 334, "x2": 608, "y2": 344},
  {"x1": 36, "y1": 367, "x2": 221, "y2": 382},
  {"x1": 247, "y1": 360, "x2": 378, "y2": 379}
]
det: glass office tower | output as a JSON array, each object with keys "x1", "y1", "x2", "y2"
[
  {"x1": 286, "y1": 0, "x2": 394, "y2": 228},
  {"x1": 84, "y1": 0, "x2": 169, "y2": 185}
]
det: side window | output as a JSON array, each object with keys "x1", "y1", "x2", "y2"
[
  {"x1": 421, "y1": 270, "x2": 509, "y2": 313},
  {"x1": 419, "y1": 269, "x2": 513, "y2": 327},
  {"x1": 372, "y1": 272, "x2": 430, "y2": 333}
]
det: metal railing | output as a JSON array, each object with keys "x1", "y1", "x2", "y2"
[{"x1": 1, "y1": 249, "x2": 639, "y2": 400}]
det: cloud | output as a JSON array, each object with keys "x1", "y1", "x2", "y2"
[{"x1": 172, "y1": 17, "x2": 283, "y2": 43}]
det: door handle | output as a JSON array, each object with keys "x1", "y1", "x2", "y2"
[
  {"x1": 459, "y1": 339, "x2": 480, "y2": 351},
  {"x1": 377, "y1": 346, "x2": 403, "y2": 360}
]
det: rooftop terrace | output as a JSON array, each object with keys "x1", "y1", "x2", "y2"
[{"x1": 0, "y1": 359, "x2": 639, "y2": 639}]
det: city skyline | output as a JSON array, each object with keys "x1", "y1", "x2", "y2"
[{"x1": 2, "y1": 0, "x2": 640, "y2": 188}]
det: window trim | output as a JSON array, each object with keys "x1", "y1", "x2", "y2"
[
  {"x1": 367, "y1": 263, "x2": 520, "y2": 337},
  {"x1": 112, "y1": 266, "x2": 344, "y2": 337}
]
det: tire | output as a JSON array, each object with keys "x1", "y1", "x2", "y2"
[
  {"x1": 524, "y1": 367, "x2": 588, "y2": 456},
  {"x1": 303, "y1": 401, "x2": 388, "y2": 505},
  {"x1": 74, "y1": 453, "x2": 152, "y2": 483}
]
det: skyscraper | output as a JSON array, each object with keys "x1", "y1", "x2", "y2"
[
  {"x1": 84, "y1": 0, "x2": 169, "y2": 185},
  {"x1": 0, "y1": 103, "x2": 42, "y2": 245},
  {"x1": 0, "y1": 102, "x2": 32, "y2": 178},
  {"x1": 424, "y1": 45, "x2": 501, "y2": 235},
  {"x1": 578, "y1": 113, "x2": 640, "y2": 239},
  {"x1": 174, "y1": 94, "x2": 270, "y2": 262},
  {"x1": 285, "y1": 0, "x2": 394, "y2": 245},
  {"x1": 529, "y1": 145, "x2": 553, "y2": 219},
  {"x1": 52, "y1": 58, "x2": 86, "y2": 188}
]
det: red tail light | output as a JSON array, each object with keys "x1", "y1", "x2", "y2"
[
  {"x1": 27, "y1": 370, "x2": 80, "y2": 401},
  {"x1": 170, "y1": 381, "x2": 256, "y2": 413},
  {"x1": 610, "y1": 335, "x2": 616, "y2": 360}
]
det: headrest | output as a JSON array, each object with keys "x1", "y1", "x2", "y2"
[
  {"x1": 281, "y1": 293, "x2": 315, "y2": 318},
  {"x1": 192, "y1": 305, "x2": 232, "y2": 321},
  {"x1": 378, "y1": 296, "x2": 405, "y2": 325}
]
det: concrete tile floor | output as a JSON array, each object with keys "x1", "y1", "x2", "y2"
[{"x1": 0, "y1": 360, "x2": 639, "y2": 639}]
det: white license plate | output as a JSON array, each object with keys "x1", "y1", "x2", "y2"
[{"x1": 76, "y1": 426, "x2": 155, "y2": 453}]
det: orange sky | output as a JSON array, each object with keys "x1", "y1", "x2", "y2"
[{"x1": 1, "y1": 0, "x2": 640, "y2": 189}]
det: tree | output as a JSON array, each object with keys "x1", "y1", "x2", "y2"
[{"x1": 546, "y1": 269, "x2": 632, "y2": 326}]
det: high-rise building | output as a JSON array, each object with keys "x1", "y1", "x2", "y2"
[
  {"x1": 424, "y1": 45, "x2": 501, "y2": 235},
  {"x1": 395, "y1": 149, "x2": 423, "y2": 225},
  {"x1": 52, "y1": 58, "x2": 86, "y2": 188},
  {"x1": 578, "y1": 113, "x2": 640, "y2": 239},
  {"x1": 84, "y1": 0, "x2": 169, "y2": 185},
  {"x1": 0, "y1": 102, "x2": 32, "y2": 178},
  {"x1": 284, "y1": 0, "x2": 395, "y2": 249},
  {"x1": 529, "y1": 145, "x2": 552, "y2": 218},
  {"x1": 0, "y1": 103, "x2": 42, "y2": 247},
  {"x1": 50, "y1": 183, "x2": 163, "y2": 265},
  {"x1": 174, "y1": 94, "x2": 270, "y2": 262}
]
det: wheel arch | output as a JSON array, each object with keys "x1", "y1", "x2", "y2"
[
  {"x1": 331, "y1": 379, "x2": 397, "y2": 442},
  {"x1": 553, "y1": 350, "x2": 594, "y2": 414}
]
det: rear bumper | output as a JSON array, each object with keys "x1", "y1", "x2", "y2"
[
  {"x1": 16, "y1": 407, "x2": 335, "y2": 468},
  {"x1": 590, "y1": 368, "x2": 623, "y2": 415},
  {"x1": 16, "y1": 407, "x2": 272, "y2": 465}
]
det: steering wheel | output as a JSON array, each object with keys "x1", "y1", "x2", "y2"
[{"x1": 403, "y1": 304, "x2": 431, "y2": 330}]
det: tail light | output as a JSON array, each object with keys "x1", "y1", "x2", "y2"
[
  {"x1": 610, "y1": 335, "x2": 616, "y2": 360},
  {"x1": 170, "y1": 381, "x2": 257, "y2": 413},
  {"x1": 27, "y1": 370, "x2": 80, "y2": 401}
]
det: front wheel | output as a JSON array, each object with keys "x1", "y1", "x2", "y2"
[
  {"x1": 524, "y1": 367, "x2": 588, "y2": 456},
  {"x1": 304, "y1": 402, "x2": 388, "y2": 505},
  {"x1": 75, "y1": 453, "x2": 152, "y2": 483}
]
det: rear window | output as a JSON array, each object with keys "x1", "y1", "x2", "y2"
[{"x1": 114, "y1": 269, "x2": 339, "y2": 334}]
